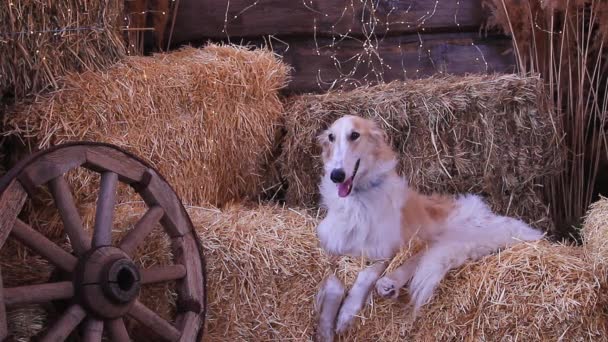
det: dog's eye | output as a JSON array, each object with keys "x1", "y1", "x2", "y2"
[
  {"x1": 350, "y1": 131, "x2": 360, "y2": 141},
  {"x1": 328, "y1": 133, "x2": 335, "y2": 142}
]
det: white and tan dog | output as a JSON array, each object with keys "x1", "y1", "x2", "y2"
[{"x1": 314, "y1": 115, "x2": 543, "y2": 341}]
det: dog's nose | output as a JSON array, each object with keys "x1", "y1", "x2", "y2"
[{"x1": 330, "y1": 168, "x2": 346, "y2": 183}]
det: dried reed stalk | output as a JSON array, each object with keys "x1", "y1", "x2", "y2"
[{"x1": 483, "y1": 0, "x2": 608, "y2": 237}]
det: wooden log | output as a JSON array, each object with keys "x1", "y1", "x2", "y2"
[
  {"x1": 129, "y1": 300, "x2": 181, "y2": 341},
  {"x1": 171, "y1": 0, "x2": 486, "y2": 44},
  {"x1": 269, "y1": 32, "x2": 515, "y2": 93},
  {"x1": 119, "y1": 206, "x2": 164, "y2": 256},
  {"x1": 4, "y1": 281, "x2": 74, "y2": 307},
  {"x1": 140, "y1": 264, "x2": 187, "y2": 285}
]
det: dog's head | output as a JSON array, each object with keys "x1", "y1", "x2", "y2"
[{"x1": 317, "y1": 115, "x2": 396, "y2": 197}]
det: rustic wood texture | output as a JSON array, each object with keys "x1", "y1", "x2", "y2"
[
  {"x1": 0, "y1": 180, "x2": 27, "y2": 249},
  {"x1": 4, "y1": 281, "x2": 74, "y2": 307},
  {"x1": 82, "y1": 318, "x2": 104, "y2": 342},
  {"x1": 275, "y1": 32, "x2": 515, "y2": 93},
  {"x1": 171, "y1": 233, "x2": 205, "y2": 314},
  {"x1": 171, "y1": 0, "x2": 486, "y2": 43},
  {"x1": 84, "y1": 147, "x2": 147, "y2": 184},
  {"x1": 20, "y1": 146, "x2": 87, "y2": 188},
  {"x1": 140, "y1": 264, "x2": 187, "y2": 285},
  {"x1": 106, "y1": 318, "x2": 130, "y2": 342},
  {"x1": 49, "y1": 176, "x2": 91, "y2": 255},
  {"x1": 119, "y1": 205, "x2": 165, "y2": 256},
  {"x1": 129, "y1": 300, "x2": 181, "y2": 341},
  {"x1": 12, "y1": 219, "x2": 78, "y2": 272},
  {"x1": 176, "y1": 312, "x2": 201, "y2": 342},
  {"x1": 138, "y1": 169, "x2": 191, "y2": 237},
  {"x1": 40, "y1": 304, "x2": 87, "y2": 342},
  {"x1": 92, "y1": 172, "x2": 118, "y2": 247},
  {"x1": 0, "y1": 143, "x2": 206, "y2": 340},
  {"x1": 0, "y1": 269, "x2": 6, "y2": 340}
]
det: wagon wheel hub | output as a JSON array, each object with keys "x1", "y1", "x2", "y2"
[{"x1": 74, "y1": 247, "x2": 141, "y2": 319}]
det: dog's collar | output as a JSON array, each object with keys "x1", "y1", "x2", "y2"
[{"x1": 353, "y1": 174, "x2": 386, "y2": 193}]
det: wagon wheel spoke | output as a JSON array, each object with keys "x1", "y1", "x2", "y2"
[
  {"x1": 82, "y1": 317, "x2": 104, "y2": 342},
  {"x1": 140, "y1": 264, "x2": 186, "y2": 285},
  {"x1": 92, "y1": 172, "x2": 118, "y2": 248},
  {"x1": 129, "y1": 300, "x2": 181, "y2": 341},
  {"x1": 118, "y1": 206, "x2": 164, "y2": 256},
  {"x1": 106, "y1": 318, "x2": 130, "y2": 342},
  {"x1": 48, "y1": 176, "x2": 91, "y2": 255},
  {"x1": 11, "y1": 219, "x2": 77, "y2": 272},
  {"x1": 39, "y1": 304, "x2": 86, "y2": 342},
  {"x1": 4, "y1": 281, "x2": 73, "y2": 307}
]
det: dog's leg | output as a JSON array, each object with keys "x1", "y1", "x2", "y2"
[
  {"x1": 315, "y1": 274, "x2": 345, "y2": 342},
  {"x1": 335, "y1": 262, "x2": 386, "y2": 334},
  {"x1": 376, "y1": 252, "x2": 422, "y2": 299}
]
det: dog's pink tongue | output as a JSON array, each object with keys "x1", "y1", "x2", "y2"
[{"x1": 338, "y1": 178, "x2": 353, "y2": 198}]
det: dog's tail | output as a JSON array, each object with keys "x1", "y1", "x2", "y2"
[{"x1": 408, "y1": 214, "x2": 544, "y2": 312}]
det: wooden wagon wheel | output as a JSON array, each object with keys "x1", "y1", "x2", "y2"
[{"x1": 0, "y1": 142, "x2": 206, "y2": 341}]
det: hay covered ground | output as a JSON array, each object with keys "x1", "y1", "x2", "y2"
[
  {"x1": 280, "y1": 74, "x2": 562, "y2": 232},
  {"x1": 0, "y1": 0, "x2": 125, "y2": 99},
  {"x1": 4, "y1": 44, "x2": 290, "y2": 208}
]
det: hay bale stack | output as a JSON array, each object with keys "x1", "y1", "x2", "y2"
[
  {"x1": 280, "y1": 74, "x2": 562, "y2": 231},
  {"x1": 190, "y1": 204, "x2": 606, "y2": 341},
  {"x1": 6, "y1": 202, "x2": 606, "y2": 340},
  {"x1": 4, "y1": 44, "x2": 290, "y2": 207},
  {"x1": 0, "y1": 0, "x2": 125, "y2": 99}
]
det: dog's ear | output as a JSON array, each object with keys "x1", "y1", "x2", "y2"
[
  {"x1": 369, "y1": 124, "x2": 388, "y2": 145},
  {"x1": 316, "y1": 129, "x2": 330, "y2": 147}
]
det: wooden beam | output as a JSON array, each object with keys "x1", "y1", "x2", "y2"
[
  {"x1": 170, "y1": 0, "x2": 487, "y2": 44},
  {"x1": 265, "y1": 32, "x2": 515, "y2": 93}
]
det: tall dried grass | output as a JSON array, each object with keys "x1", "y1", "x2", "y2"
[{"x1": 483, "y1": 0, "x2": 608, "y2": 237}]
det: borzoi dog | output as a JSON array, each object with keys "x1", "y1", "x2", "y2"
[{"x1": 314, "y1": 115, "x2": 544, "y2": 341}]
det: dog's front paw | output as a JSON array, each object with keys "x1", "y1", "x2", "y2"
[
  {"x1": 335, "y1": 308, "x2": 355, "y2": 335},
  {"x1": 375, "y1": 276, "x2": 400, "y2": 299}
]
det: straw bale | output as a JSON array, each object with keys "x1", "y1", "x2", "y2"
[
  {"x1": 0, "y1": 0, "x2": 126, "y2": 99},
  {"x1": 5, "y1": 202, "x2": 607, "y2": 340},
  {"x1": 581, "y1": 196, "x2": 608, "y2": 278},
  {"x1": 4, "y1": 44, "x2": 290, "y2": 207},
  {"x1": 279, "y1": 74, "x2": 562, "y2": 232}
]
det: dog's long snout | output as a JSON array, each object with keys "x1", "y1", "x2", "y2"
[{"x1": 330, "y1": 168, "x2": 346, "y2": 183}]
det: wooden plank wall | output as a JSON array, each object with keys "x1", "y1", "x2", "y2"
[{"x1": 168, "y1": 0, "x2": 515, "y2": 93}]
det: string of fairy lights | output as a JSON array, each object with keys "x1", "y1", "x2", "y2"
[
  {"x1": 1, "y1": 0, "x2": 567, "y2": 89},
  {"x1": 218, "y1": 0, "x2": 492, "y2": 91}
]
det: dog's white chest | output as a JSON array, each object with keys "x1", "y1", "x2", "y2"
[{"x1": 317, "y1": 188, "x2": 403, "y2": 260}]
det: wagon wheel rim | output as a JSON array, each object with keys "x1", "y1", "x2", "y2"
[{"x1": 0, "y1": 142, "x2": 207, "y2": 341}]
